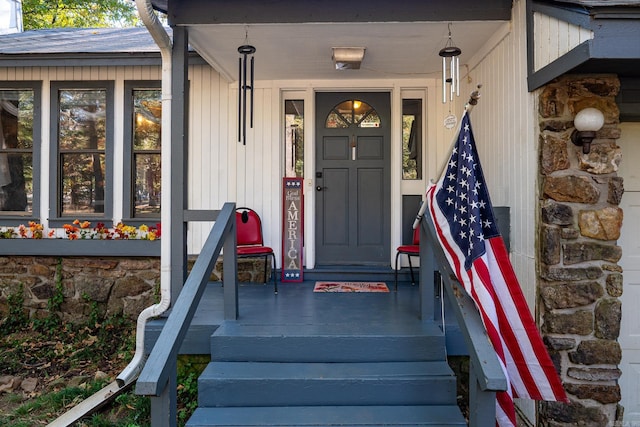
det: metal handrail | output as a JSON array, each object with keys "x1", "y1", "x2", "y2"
[
  {"x1": 420, "y1": 217, "x2": 507, "y2": 427},
  {"x1": 135, "y1": 202, "x2": 237, "y2": 425}
]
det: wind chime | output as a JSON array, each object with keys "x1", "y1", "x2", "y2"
[
  {"x1": 439, "y1": 23, "x2": 461, "y2": 104},
  {"x1": 238, "y1": 39, "x2": 255, "y2": 145}
]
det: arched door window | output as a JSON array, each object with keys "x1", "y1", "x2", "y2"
[{"x1": 325, "y1": 99, "x2": 381, "y2": 128}]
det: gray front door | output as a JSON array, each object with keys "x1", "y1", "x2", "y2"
[{"x1": 315, "y1": 92, "x2": 391, "y2": 265}]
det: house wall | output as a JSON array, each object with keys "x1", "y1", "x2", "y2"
[
  {"x1": 460, "y1": 0, "x2": 537, "y2": 308},
  {"x1": 187, "y1": 76, "x2": 460, "y2": 267},
  {"x1": 533, "y1": 11, "x2": 593, "y2": 72}
]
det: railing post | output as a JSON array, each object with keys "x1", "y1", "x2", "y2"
[
  {"x1": 150, "y1": 358, "x2": 177, "y2": 427},
  {"x1": 419, "y1": 220, "x2": 436, "y2": 321},
  {"x1": 223, "y1": 211, "x2": 238, "y2": 320},
  {"x1": 469, "y1": 365, "x2": 497, "y2": 427}
]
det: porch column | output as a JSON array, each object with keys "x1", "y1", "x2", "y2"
[{"x1": 170, "y1": 26, "x2": 189, "y2": 305}]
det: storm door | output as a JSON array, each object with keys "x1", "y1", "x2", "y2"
[{"x1": 315, "y1": 92, "x2": 391, "y2": 265}]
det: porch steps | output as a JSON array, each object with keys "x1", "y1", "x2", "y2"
[{"x1": 186, "y1": 322, "x2": 466, "y2": 426}]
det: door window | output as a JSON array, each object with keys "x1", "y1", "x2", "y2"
[{"x1": 325, "y1": 100, "x2": 380, "y2": 128}]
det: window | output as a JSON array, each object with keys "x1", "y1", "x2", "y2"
[
  {"x1": 402, "y1": 98, "x2": 422, "y2": 180},
  {"x1": 0, "y1": 83, "x2": 41, "y2": 221},
  {"x1": 124, "y1": 81, "x2": 161, "y2": 220},
  {"x1": 325, "y1": 99, "x2": 380, "y2": 128},
  {"x1": 50, "y1": 81, "x2": 114, "y2": 224},
  {"x1": 284, "y1": 99, "x2": 304, "y2": 178}
]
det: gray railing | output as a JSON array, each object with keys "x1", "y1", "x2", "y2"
[
  {"x1": 420, "y1": 217, "x2": 508, "y2": 427},
  {"x1": 135, "y1": 202, "x2": 237, "y2": 426}
]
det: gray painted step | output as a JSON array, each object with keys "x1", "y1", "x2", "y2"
[
  {"x1": 186, "y1": 405, "x2": 467, "y2": 426},
  {"x1": 198, "y1": 361, "x2": 457, "y2": 407},
  {"x1": 210, "y1": 323, "x2": 446, "y2": 363}
]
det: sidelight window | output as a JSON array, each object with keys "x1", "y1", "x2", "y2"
[
  {"x1": 402, "y1": 98, "x2": 422, "y2": 180},
  {"x1": 284, "y1": 99, "x2": 304, "y2": 178}
]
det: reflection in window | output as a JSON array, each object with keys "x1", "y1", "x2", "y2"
[
  {"x1": 284, "y1": 100, "x2": 304, "y2": 178},
  {"x1": 0, "y1": 89, "x2": 34, "y2": 214},
  {"x1": 132, "y1": 89, "x2": 161, "y2": 217},
  {"x1": 325, "y1": 99, "x2": 380, "y2": 128},
  {"x1": 58, "y1": 89, "x2": 107, "y2": 215},
  {"x1": 402, "y1": 99, "x2": 422, "y2": 180}
]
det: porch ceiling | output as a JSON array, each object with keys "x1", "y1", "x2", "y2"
[
  {"x1": 185, "y1": 21, "x2": 508, "y2": 82},
  {"x1": 153, "y1": 0, "x2": 511, "y2": 82}
]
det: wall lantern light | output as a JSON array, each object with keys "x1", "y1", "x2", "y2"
[
  {"x1": 571, "y1": 107, "x2": 604, "y2": 154},
  {"x1": 238, "y1": 43, "x2": 255, "y2": 145},
  {"x1": 439, "y1": 23, "x2": 461, "y2": 104}
]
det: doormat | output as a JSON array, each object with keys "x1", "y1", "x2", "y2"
[{"x1": 313, "y1": 281, "x2": 389, "y2": 293}]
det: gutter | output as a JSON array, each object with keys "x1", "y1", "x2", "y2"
[{"x1": 116, "y1": 0, "x2": 173, "y2": 387}]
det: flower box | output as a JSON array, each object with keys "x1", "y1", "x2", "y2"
[{"x1": 0, "y1": 238, "x2": 161, "y2": 257}]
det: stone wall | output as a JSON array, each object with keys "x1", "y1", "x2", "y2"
[
  {"x1": 0, "y1": 256, "x2": 161, "y2": 323},
  {"x1": 0, "y1": 255, "x2": 271, "y2": 324},
  {"x1": 537, "y1": 75, "x2": 624, "y2": 425}
]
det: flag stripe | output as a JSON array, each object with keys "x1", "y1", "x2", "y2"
[{"x1": 425, "y1": 112, "x2": 568, "y2": 427}]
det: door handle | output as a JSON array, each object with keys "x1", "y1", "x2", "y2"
[{"x1": 316, "y1": 186, "x2": 325, "y2": 192}]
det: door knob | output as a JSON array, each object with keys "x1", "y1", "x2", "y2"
[{"x1": 316, "y1": 186, "x2": 324, "y2": 192}]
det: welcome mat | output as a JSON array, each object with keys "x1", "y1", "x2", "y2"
[{"x1": 313, "y1": 281, "x2": 389, "y2": 293}]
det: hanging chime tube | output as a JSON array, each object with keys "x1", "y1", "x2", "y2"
[
  {"x1": 455, "y1": 56, "x2": 460, "y2": 97},
  {"x1": 250, "y1": 55, "x2": 254, "y2": 128},
  {"x1": 242, "y1": 51, "x2": 248, "y2": 145},
  {"x1": 442, "y1": 56, "x2": 446, "y2": 104},
  {"x1": 238, "y1": 57, "x2": 242, "y2": 143},
  {"x1": 450, "y1": 56, "x2": 455, "y2": 102}
]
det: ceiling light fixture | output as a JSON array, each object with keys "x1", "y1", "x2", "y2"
[
  {"x1": 332, "y1": 47, "x2": 366, "y2": 70},
  {"x1": 439, "y1": 23, "x2": 461, "y2": 104}
]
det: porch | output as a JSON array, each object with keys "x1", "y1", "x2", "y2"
[
  {"x1": 144, "y1": 267, "x2": 459, "y2": 357},
  {"x1": 145, "y1": 270, "x2": 470, "y2": 426},
  {"x1": 135, "y1": 203, "x2": 505, "y2": 426}
]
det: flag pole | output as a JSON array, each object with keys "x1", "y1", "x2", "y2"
[{"x1": 412, "y1": 84, "x2": 482, "y2": 229}]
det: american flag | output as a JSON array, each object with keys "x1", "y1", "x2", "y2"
[{"x1": 426, "y1": 112, "x2": 568, "y2": 426}]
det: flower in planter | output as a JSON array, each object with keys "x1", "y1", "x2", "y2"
[
  {"x1": 0, "y1": 221, "x2": 44, "y2": 239},
  {"x1": 1, "y1": 220, "x2": 161, "y2": 240}
]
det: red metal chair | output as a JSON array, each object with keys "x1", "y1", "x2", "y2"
[
  {"x1": 394, "y1": 226, "x2": 420, "y2": 291},
  {"x1": 236, "y1": 207, "x2": 277, "y2": 294}
]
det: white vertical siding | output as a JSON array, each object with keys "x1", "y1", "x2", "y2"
[
  {"x1": 460, "y1": 0, "x2": 535, "y2": 418},
  {"x1": 533, "y1": 11, "x2": 593, "y2": 72}
]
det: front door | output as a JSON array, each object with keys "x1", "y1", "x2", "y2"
[{"x1": 315, "y1": 92, "x2": 391, "y2": 265}]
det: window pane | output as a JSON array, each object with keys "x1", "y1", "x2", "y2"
[
  {"x1": 61, "y1": 153, "x2": 105, "y2": 215},
  {"x1": 59, "y1": 89, "x2": 107, "y2": 150},
  {"x1": 325, "y1": 111, "x2": 348, "y2": 128},
  {"x1": 402, "y1": 99, "x2": 422, "y2": 180},
  {"x1": 0, "y1": 89, "x2": 34, "y2": 213},
  {"x1": 133, "y1": 89, "x2": 161, "y2": 150},
  {"x1": 284, "y1": 100, "x2": 304, "y2": 178},
  {"x1": 359, "y1": 110, "x2": 380, "y2": 128},
  {"x1": 131, "y1": 88, "x2": 161, "y2": 218},
  {"x1": 134, "y1": 153, "x2": 161, "y2": 216}
]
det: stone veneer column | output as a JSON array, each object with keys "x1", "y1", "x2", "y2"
[{"x1": 537, "y1": 75, "x2": 624, "y2": 425}]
